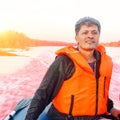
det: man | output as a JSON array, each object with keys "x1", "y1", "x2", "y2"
[{"x1": 25, "y1": 16, "x2": 120, "y2": 120}]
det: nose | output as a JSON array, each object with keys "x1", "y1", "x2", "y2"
[{"x1": 88, "y1": 33, "x2": 94, "y2": 39}]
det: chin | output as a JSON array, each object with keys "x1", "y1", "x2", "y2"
[{"x1": 85, "y1": 46, "x2": 96, "y2": 50}]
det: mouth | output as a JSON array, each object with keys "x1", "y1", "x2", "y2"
[{"x1": 85, "y1": 40, "x2": 95, "y2": 44}]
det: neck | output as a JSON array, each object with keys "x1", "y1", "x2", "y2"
[{"x1": 78, "y1": 47, "x2": 96, "y2": 63}]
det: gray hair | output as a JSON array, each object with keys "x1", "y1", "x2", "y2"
[{"x1": 75, "y1": 16, "x2": 101, "y2": 35}]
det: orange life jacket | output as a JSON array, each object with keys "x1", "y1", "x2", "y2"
[{"x1": 53, "y1": 45, "x2": 113, "y2": 116}]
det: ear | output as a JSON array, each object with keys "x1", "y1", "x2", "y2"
[{"x1": 75, "y1": 36, "x2": 79, "y2": 44}]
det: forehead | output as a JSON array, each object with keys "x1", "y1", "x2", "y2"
[{"x1": 79, "y1": 24, "x2": 99, "y2": 31}]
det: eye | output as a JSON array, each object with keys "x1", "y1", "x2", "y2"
[
  {"x1": 82, "y1": 31, "x2": 88, "y2": 35},
  {"x1": 92, "y1": 31, "x2": 98, "y2": 35}
]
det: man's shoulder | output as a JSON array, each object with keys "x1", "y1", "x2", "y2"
[{"x1": 55, "y1": 54, "x2": 73, "y2": 63}]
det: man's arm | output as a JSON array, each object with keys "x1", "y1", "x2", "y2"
[{"x1": 25, "y1": 55, "x2": 74, "y2": 120}]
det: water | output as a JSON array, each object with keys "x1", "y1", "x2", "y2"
[
  {"x1": 0, "y1": 46, "x2": 120, "y2": 119},
  {"x1": 106, "y1": 47, "x2": 120, "y2": 64},
  {"x1": 0, "y1": 46, "x2": 120, "y2": 74}
]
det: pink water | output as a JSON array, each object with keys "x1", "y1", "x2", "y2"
[{"x1": 0, "y1": 47, "x2": 120, "y2": 119}]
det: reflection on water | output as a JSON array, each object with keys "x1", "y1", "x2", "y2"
[
  {"x1": 0, "y1": 46, "x2": 120, "y2": 119},
  {"x1": 0, "y1": 56, "x2": 32, "y2": 74},
  {"x1": 0, "y1": 46, "x2": 120, "y2": 74},
  {"x1": 106, "y1": 47, "x2": 120, "y2": 64}
]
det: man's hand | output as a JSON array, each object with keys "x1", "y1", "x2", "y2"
[{"x1": 110, "y1": 107, "x2": 120, "y2": 120}]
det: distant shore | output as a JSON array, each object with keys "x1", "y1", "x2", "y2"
[{"x1": 0, "y1": 50, "x2": 18, "y2": 56}]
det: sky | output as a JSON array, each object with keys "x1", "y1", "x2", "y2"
[{"x1": 0, "y1": 0, "x2": 120, "y2": 43}]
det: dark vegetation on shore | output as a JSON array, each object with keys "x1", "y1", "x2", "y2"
[
  {"x1": 0, "y1": 30, "x2": 75, "y2": 48},
  {"x1": 0, "y1": 30, "x2": 120, "y2": 56}
]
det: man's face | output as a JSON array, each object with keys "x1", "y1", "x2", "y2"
[{"x1": 75, "y1": 24, "x2": 100, "y2": 51}]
